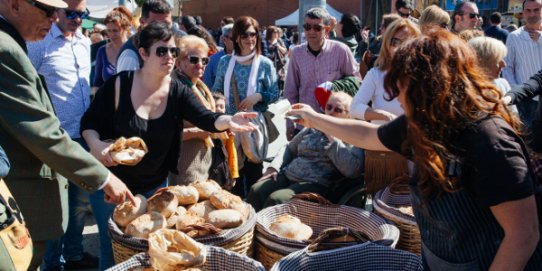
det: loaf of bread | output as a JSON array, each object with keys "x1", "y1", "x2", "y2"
[
  {"x1": 125, "y1": 211, "x2": 166, "y2": 239},
  {"x1": 148, "y1": 229, "x2": 207, "y2": 271},
  {"x1": 187, "y1": 200, "x2": 216, "y2": 220},
  {"x1": 166, "y1": 206, "x2": 187, "y2": 228},
  {"x1": 109, "y1": 137, "x2": 148, "y2": 166},
  {"x1": 191, "y1": 180, "x2": 221, "y2": 200},
  {"x1": 146, "y1": 191, "x2": 179, "y2": 218},
  {"x1": 112, "y1": 194, "x2": 147, "y2": 227},
  {"x1": 168, "y1": 185, "x2": 199, "y2": 205},
  {"x1": 269, "y1": 214, "x2": 313, "y2": 241},
  {"x1": 207, "y1": 209, "x2": 244, "y2": 229},
  {"x1": 209, "y1": 190, "x2": 249, "y2": 219},
  {"x1": 175, "y1": 213, "x2": 205, "y2": 230}
]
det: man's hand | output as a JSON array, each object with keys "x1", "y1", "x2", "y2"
[
  {"x1": 102, "y1": 174, "x2": 135, "y2": 205},
  {"x1": 256, "y1": 168, "x2": 278, "y2": 182}
]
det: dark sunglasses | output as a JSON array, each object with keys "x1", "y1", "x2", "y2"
[
  {"x1": 397, "y1": 10, "x2": 411, "y2": 18},
  {"x1": 188, "y1": 55, "x2": 210, "y2": 65},
  {"x1": 303, "y1": 23, "x2": 325, "y2": 32},
  {"x1": 240, "y1": 31, "x2": 258, "y2": 39},
  {"x1": 155, "y1": 46, "x2": 180, "y2": 58},
  {"x1": 460, "y1": 12, "x2": 480, "y2": 19},
  {"x1": 64, "y1": 8, "x2": 90, "y2": 20},
  {"x1": 325, "y1": 104, "x2": 347, "y2": 114},
  {"x1": 390, "y1": 37, "x2": 404, "y2": 47},
  {"x1": 26, "y1": 0, "x2": 57, "y2": 18}
]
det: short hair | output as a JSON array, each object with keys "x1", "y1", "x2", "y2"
[
  {"x1": 419, "y1": 5, "x2": 450, "y2": 32},
  {"x1": 137, "y1": 21, "x2": 173, "y2": 53},
  {"x1": 103, "y1": 6, "x2": 134, "y2": 36},
  {"x1": 375, "y1": 18, "x2": 421, "y2": 71},
  {"x1": 187, "y1": 25, "x2": 219, "y2": 54},
  {"x1": 468, "y1": 36, "x2": 507, "y2": 75},
  {"x1": 212, "y1": 91, "x2": 225, "y2": 101},
  {"x1": 305, "y1": 7, "x2": 330, "y2": 25},
  {"x1": 489, "y1": 12, "x2": 502, "y2": 24},
  {"x1": 222, "y1": 23, "x2": 234, "y2": 37},
  {"x1": 458, "y1": 29, "x2": 484, "y2": 41},
  {"x1": 180, "y1": 16, "x2": 197, "y2": 31},
  {"x1": 232, "y1": 16, "x2": 262, "y2": 55},
  {"x1": 222, "y1": 16, "x2": 235, "y2": 25},
  {"x1": 452, "y1": 1, "x2": 476, "y2": 28},
  {"x1": 194, "y1": 15, "x2": 202, "y2": 25},
  {"x1": 141, "y1": 0, "x2": 171, "y2": 19},
  {"x1": 395, "y1": 0, "x2": 413, "y2": 10},
  {"x1": 265, "y1": 25, "x2": 280, "y2": 41},
  {"x1": 381, "y1": 14, "x2": 402, "y2": 30},
  {"x1": 523, "y1": 0, "x2": 542, "y2": 10},
  {"x1": 175, "y1": 35, "x2": 209, "y2": 60},
  {"x1": 340, "y1": 13, "x2": 361, "y2": 37}
]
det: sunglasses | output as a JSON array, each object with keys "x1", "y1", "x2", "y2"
[
  {"x1": 64, "y1": 8, "x2": 90, "y2": 20},
  {"x1": 397, "y1": 11, "x2": 411, "y2": 18},
  {"x1": 303, "y1": 23, "x2": 325, "y2": 32},
  {"x1": 240, "y1": 31, "x2": 258, "y2": 39},
  {"x1": 187, "y1": 55, "x2": 210, "y2": 65},
  {"x1": 26, "y1": 0, "x2": 57, "y2": 18},
  {"x1": 155, "y1": 46, "x2": 180, "y2": 58},
  {"x1": 460, "y1": 12, "x2": 480, "y2": 19},
  {"x1": 325, "y1": 104, "x2": 347, "y2": 114},
  {"x1": 390, "y1": 37, "x2": 404, "y2": 47}
]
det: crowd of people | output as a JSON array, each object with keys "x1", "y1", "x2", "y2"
[{"x1": 1, "y1": 0, "x2": 542, "y2": 270}]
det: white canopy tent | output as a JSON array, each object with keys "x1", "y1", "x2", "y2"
[
  {"x1": 275, "y1": 4, "x2": 343, "y2": 26},
  {"x1": 87, "y1": 0, "x2": 139, "y2": 19}
]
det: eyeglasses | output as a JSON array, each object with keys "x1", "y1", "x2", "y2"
[
  {"x1": 240, "y1": 31, "x2": 258, "y2": 39},
  {"x1": 460, "y1": 12, "x2": 480, "y2": 19},
  {"x1": 397, "y1": 10, "x2": 411, "y2": 18},
  {"x1": 64, "y1": 8, "x2": 90, "y2": 20},
  {"x1": 26, "y1": 0, "x2": 57, "y2": 18},
  {"x1": 303, "y1": 23, "x2": 325, "y2": 32},
  {"x1": 325, "y1": 104, "x2": 347, "y2": 114},
  {"x1": 187, "y1": 55, "x2": 210, "y2": 65},
  {"x1": 155, "y1": 46, "x2": 180, "y2": 58},
  {"x1": 390, "y1": 37, "x2": 404, "y2": 47}
]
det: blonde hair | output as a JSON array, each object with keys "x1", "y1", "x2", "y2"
[
  {"x1": 468, "y1": 36, "x2": 507, "y2": 76},
  {"x1": 375, "y1": 19, "x2": 421, "y2": 71},
  {"x1": 458, "y1": 29, "x2": 484, "y2": 42},
  {"x1": 419, "y1": 5, "x2": 450, "y2": 33},
  {"x1": 175, "y1": 35, "x2": 209, "y2": 60}
]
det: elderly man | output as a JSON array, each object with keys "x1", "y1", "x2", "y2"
[{"x1": 0, "y1": 0, "x2": 134, "y2": 270}]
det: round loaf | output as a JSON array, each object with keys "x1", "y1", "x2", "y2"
[
  {"x1": 175, "y1": 213, "x2": 205, "y2": 230},
  {"x1": 207, "y1": 209, "x2": 243, "y2": 229},
  {"x1": 169, "y1": 185, "x2": 199, "y2": 205},
  {"x1": 147, "y1": 191, "x2": 179, "y2": 218},
  {"x1": 191, "y1": 179, "x2": 221, "y2": 200},
  {"x1": 209, "y1": 190, "x2": 250, "y2": 219},
  {"x1": 166, "y1": 206, "x2": 187, "y2": 228},
  {"x1": 187, "y1": 200, "x2": 216, "y2": 220},
  {"x1": 148, "y1": 229, "x2": 207, "y2": 271},
  {"x1": 125, "y1": 211, "x2": 166, "y2": 239},
  {"x1": 109, "y1": 137, "x2": 148, "y2": 166},
  {"x1": 112, "y1": 194, "x2": 147, "y2": 227},
  {"x1": 269, "y1": 214, "x2": 313, "y2": 241}
]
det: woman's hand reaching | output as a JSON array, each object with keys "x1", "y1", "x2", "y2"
[
  {"x1": 89, "y1": 140, "x2": 119, "y2": 167},
  {"x1": 238, "y1": 93, "x2": 262, "y2": 111},
  {"x1": 228, "y1": 112, "x2": 258, "y2": 132}
]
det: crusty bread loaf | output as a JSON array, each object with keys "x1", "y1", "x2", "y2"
[
  {"x1": 125, "y1": 211, "x2": 166, "y2": 239},
  {"x1": 175, "y1": 213, "x2": 205, "y2": 230},
  {"x1": 191, "y1": 179, "x2": 221, "y2": 200},
  {"x1": 146, "y1": 191, "x2": 179, "y2": 218},
  {"x1": 269, "y1": 214, "x2": 313, "y2": 241},
  {"x1": 166, "y1": 206, "x2": 187, "y2": 228},
  {"x1": 207, "y1": 209, "x2": 244, "y2": 229},
  {"x1": 148, "y1": 229, "x2": 207, "y2": 271},
  {"x1": 209, "y1": 190, "x2": 250, "y2": 220},
  {"x1": 109, "y1": 137, "x2": 148, "y2": 166},
  {"x1": 187, "y1": 200, "x2": 216, "y2": 220},
  {"x1": 112, "y1": 194, "x2": 147, "y2": 227},
  {"x1": 168, "y1": 185, "x2": 199, "y2": 205}
]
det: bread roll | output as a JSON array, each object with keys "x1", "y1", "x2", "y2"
[
  {"x1": 207, "y1": 209, "x2": 243, "y2": 229},
  {"x1": 125, "y1": 211, "x2": 166, "y2": 239},
  {"x1": 175, "y1": 213, "x2": 205, "y2": 230},
  {"x1": 269, "y1": 214, "x2": 313, "y2": 241},
  {"x1": 147, "y1": 191, "x2": 179, "y2": 218},
  {"x1": 168, "y1": 185, "x2": 199, "y2": 205},
  {"x1": 109, "y1": 137, "x2": 148, "y2": 166},
  {"x1": 191, "y1": 180, "x2": 221, "y2": 200},
  {"x1": 148, "y1": 229, "x2": 207, "y2": 271},
  {"x1": 166, "y1": 206, "x2": 187, "y2": 228},
  {"x1": 187, "y1": 200, "x2": 216, "y2": 220},
  {"x1": 112, "y1": 194, "x2": 147, "y2": 227}
]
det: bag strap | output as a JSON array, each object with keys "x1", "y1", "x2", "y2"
[
  {"x1": 292, "y1": 192, "x2": 334, "y2": 206},
  {"x1": 307, "y1": 227, "x2": 371, "y2": 252}
]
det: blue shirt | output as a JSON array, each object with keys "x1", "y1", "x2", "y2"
[
  {"x1": 27, "y1": 24, "x2": 91, "y2": 139},
  {"x1": 202, "y1": 49, "x2": 226, "y2": 87}
]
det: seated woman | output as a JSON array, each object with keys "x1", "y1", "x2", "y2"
[{"x1": 246, "y1": 92, "x2": 364, "y2": 211}]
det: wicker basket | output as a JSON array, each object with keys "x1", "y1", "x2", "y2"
[
  {"x1": 255, "y1": 193, "x2": 400, "y2": 270},
  {"x1": 106, "y1": 246, "x2": 265, "y2": 271},
  {"x1": 373, "y1": 184, "x2": 421, "y2": 255},
  {"x1": 108, "y1": 205, "x2": 257, "y2": 264}
]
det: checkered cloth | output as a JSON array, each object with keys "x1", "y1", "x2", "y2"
[
  {"x1": 108, "y1": 205, "x2": 257, "y2": 252},
  {"x1": 270, "y1": 242, "x2": 422, "y2": 271},
  {"x1": 106, "y1": 246, "x2": 265, "y2": 271},
  {"x1": 256, "y1": 198, "x2": 400, "y2": 255},
  {"x1": 374, "y1": 189, "x2": 416, "y2": 223}
]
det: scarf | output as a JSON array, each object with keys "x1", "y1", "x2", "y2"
[{"x1": 223, "y1": 50, "x2": 261, "y2": 110}]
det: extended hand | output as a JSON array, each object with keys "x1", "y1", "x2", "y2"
[
  {"x1": 256, "y1": 168, "x2": 278, "y2": 182},
  {"x1": 288, "y1": 103, "x2": 317, "y2": 128},
  {"x1": 229, "y1": 112, "x2": 258, "y2": 132},
  {"x1": 102, "y1": 174, "x2": 135, "y2": 205},
  {"x1": 373, "y1": 109, "x2": 397, "y2": 121}
]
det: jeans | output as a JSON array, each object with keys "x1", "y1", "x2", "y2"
[
  {"x1": 42, "y1": 138, "x2": 91, "y2": 271},
  {"x1": 90, "y1": 179, "x2": 168, "y2": 271}
]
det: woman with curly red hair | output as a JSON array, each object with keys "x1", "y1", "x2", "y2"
[{"x1": 289, "y1": 28, "x2": 542, "y2": 270}]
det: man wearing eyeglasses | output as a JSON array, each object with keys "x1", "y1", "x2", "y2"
[
  {"x1": 26, "y1": 0, "x2": 98, "y2": 269},
  {"x1": 203, "y1": 23, "x2": 234, "y2": 87},
  {"x1": 503, "y1": 0, "x2": 542, "y2": 130},
  {"x1": 0, "y1": 0, "x2": 135, "y2": 270},
  {"x1": 451, "y1": 1, "x2": 480, "y2": 33},
  {"x1": 395, "y1": 0, "x2": 418, "y2": 23},
  {"x1": 284, "y1": 7, "x2": 360, "y2": 140}
]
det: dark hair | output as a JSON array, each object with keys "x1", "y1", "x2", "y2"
[
  {"x1": 340, "y1": 13, "x2": 361, "y2": 37},
  {"x1": 265, "y1": 25, "x2": 280, "y2": 41},
  {"x1": 291, "y1": 32, "x2": 299, "y2": 45},
  {"x1": 138, "y1": 21, "x2": 173, "y2": 54},
  {"x1": 232, "y1": 16, "x2": 262, "y2": 55},
  {"x1": 180, "y1": 16, "x2": 197, "y2": 31},
  {"x1": 452, "y1": 1, "x2": 475, "y2": 29},
  {"x1": 222, "y1": 16, "x2": 235, "y2": 25},
  {"x1": 305, "y1": 7, "x2": 330, "y2": 25},
  {"x1": 489, "y1": 12, "x2": 502, "y2": 24},
  {"x1": 395, "y1": 0, "x2": 412, "y2": 10},
  {"x1": 194, "y1": 15, "x2": 202, "y2": 25},
  {"x1": 187, "y1": 25, "x2": 219, "y2": 54},
  {"x1": 141, "y1": 0, "x2": 171, "y2": 19},
  {"x1": 382, "y1": 13, "x2": 402, "y2": 30},
  {"x1": 212, "y1": 91, "x2": 225, "y2": 101}
]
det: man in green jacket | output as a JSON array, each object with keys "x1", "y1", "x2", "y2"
[{"x1": 0, "y1": 0, "x2": 135, "y2": 269}]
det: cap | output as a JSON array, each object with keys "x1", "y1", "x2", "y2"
[{"x1": 35, "y1": 0, "x2": 68, "y2": 9}]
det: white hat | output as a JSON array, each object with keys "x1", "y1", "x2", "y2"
[{"x1": 35, "y1": 0, "x2": 68, "y2": 9}]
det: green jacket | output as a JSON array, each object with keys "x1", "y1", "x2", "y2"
[{"x1": 0, "y1": 19, "x2": 109, "y2": 241}]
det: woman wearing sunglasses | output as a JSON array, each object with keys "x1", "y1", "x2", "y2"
[
  {"x1": 212, "y1": 16, "x2": 280, "y2": 197},
  {"x1": 80, "y1": 22, "x2": 256, "y2": 269},
  {"x1": 246, "y1": 91, "x2": 364, "y2": 211}
]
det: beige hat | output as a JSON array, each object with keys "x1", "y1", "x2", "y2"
[{"x1": 35, "y1": 0, "x2": 68, "y2": 9}]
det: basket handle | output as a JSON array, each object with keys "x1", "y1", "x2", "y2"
[
  {"x1": 179, "y1": 223, "x2": 223, "y2": 237},
  {"x1": 291, "y1": 192, "x2": 333, "y2": 206},
  {"x1": 307, "y1": 226, "x2": 371, "y2": 252}
]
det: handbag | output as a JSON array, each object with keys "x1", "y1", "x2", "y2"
[{"x1": 0, "y1": 178, "x2": 32, "y2": 271}]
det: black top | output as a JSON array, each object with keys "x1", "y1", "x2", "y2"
[
  {"x1": 81, "y1": 71, "x2": 222, "y2": 194},
  {"x1": 378, "y1": 115, "x2": 542, "y2": 270},
  {"x1": 484, "y1": 25, "x2": 509, "y2": 44}
]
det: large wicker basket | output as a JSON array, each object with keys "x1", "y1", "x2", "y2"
[
  {"x1": 255, "y1": 193, "x2": 400, "y2": 270},
  {"x1": 108, "y1": 205, "x2": 257, "y2": 264},
  {"x1": 373, "y1": 184, "x2": 421, "y2": 255},
  {"x1": 106, "y1": 246, "x2": 265, "y2": 271}
]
